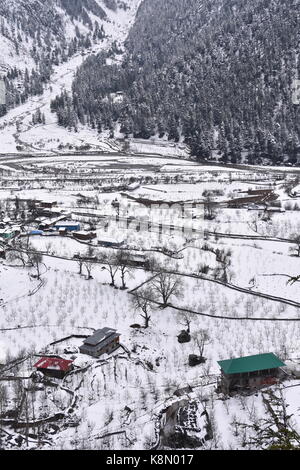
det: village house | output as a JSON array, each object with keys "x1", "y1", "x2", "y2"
[
  {"x1": 33, "y1": 357, "x2": 73, "y2": 379},
  {"x1": 79, "y1": 328, "x2": 120, "y2": 357},
  {"x1": 265, "y1": 206, "x2": 286, "y2": 213},
  {"x1": 38, "y1": 215, "x2": 68, "y2": 230},
  {"x1": 0, "y1": 229, "x2": 14, "y2": 240},
  {"x1": 97, "y1": 236, "x2": 125, "y2": 248},
  {"x1": 54, "y1": 221, "x2": 81, "y2": 232},
  {"x1": 217, "y1": 353, "x2": 286, "y2": 394},
  {"x1": 38, "y1": 220, "x2": 55, "y2": 230},
  {"x1": 30, "y1": 199, "x2": 57, "y2": 209},
  {"x1": 73, "y1": 231, "x2": 97, "y2": 241},
  {"x1": 35, "y1": 207, "x2": 61, "y2": 217},
  {"x1": 126, "y1": 253, "x2": 150, "y2": 269},
  {"x1": 39, "y1": 200, "x2": 58, "y2": 209},
  {"x1": 127, "y1": 182, "x2": 140, "y2": 191},
  {"x1": 28, "y1": 230, "x2": 44, "y2": 236}
]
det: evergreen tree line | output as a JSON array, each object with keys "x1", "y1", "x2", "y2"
[
  {"x1": 57, "y1": 0, "x2": 300, "y2": 164},
  {"x1": 31, "y1": 108, "x2": 46, "y2": 126}
]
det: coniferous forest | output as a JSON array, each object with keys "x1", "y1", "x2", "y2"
[
  {"x1": 0, "y1": 0, "x2": 116, "y2": 115},
  {"x1": 53, "y1": 0, "x2": 300, "y2": 164}
]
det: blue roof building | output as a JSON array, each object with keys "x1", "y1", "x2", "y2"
[{"x1": 54, "y1": 222, "x2": 81, "y2": 232}]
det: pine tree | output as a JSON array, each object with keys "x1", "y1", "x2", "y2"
[{"x1": 236, "y1": 388, "x2": 300, "y2": 450}]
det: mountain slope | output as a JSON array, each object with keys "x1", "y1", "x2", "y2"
[
  {"x1": 0, "y1": 0, "x2": 142, "y2": 153},
  {"x1": 66, "y1": 0, "x2": 300, "y2": 164},
  {"x1": 0, "y1": 0, "x2": 134, "y2": 115}
]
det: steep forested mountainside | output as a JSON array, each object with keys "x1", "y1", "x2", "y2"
[
  {"x1": 0, "y1": 0, "x2": 127, "y2": 115},
  {"x1": 62, "y1": 0, "x2": 300, "y2": 164}
]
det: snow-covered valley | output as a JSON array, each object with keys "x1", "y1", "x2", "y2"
[
  {"x1": 0, "y1": 0, "x2": 300, "y2": 454},
  {"x1": 1, "y1": 153, "x2": 300, "y2": 450}
]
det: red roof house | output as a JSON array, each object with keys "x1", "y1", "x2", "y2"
[{"x1": 34, "y1": 357, "x2": 73, "y2": 379}]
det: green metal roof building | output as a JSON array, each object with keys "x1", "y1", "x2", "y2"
[
  {"x1": 218, "y1": 353, "x2": 285, "y2": 375},
  {"x1": 217, "y1": 353, "x2": 286, "y2": 394},
  {"x1": 0, "y1": 230, "x2": 14, "y2": 240}
]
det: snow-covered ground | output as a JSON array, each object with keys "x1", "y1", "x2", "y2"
[
  {"x1": 3, "y1": 0, "x2": 300, "y2": 453},
  {"x1": 1, "y1": 159, "x2": 300, "y2": 450},
  {"x1": 127, "y1": 138, "x2": 191, "y2": 159}
]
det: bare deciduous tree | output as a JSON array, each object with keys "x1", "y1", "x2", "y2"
[
  {"x1": 83, "y1": 246, "x2": 96, "y2": 280},
  {"x1": 194, "y1": 329, "x2": 210, "y2": 359},
  {"x1": 289, "y1": 234, "x2": 300, "y2": 257},
  {"x1": 116, "y1": 250, "x2": 133, "y2": 290},
  {"x1": 131, "y1": 288, "x2": 155, "y2": 328},
  {"x1": 27, "y1": 248, "x2": 44, "y2": 280},
  {"x1": 6, "y1": 248, "x2": 27, "y2": 267},
  {"x1": 203, "y1": 194, "x2": 216, "y2": 220},
  {"x1": 208, "y1": 248, "x2": 232, "y2": 283},
  {"x1": 84, "y1": 260, "x2": 94, "y2": 280},
  {"x1": 76, "y1": 257, "x2": 84, "y2": 275},
  {"x1": 180, "y1": 314, "x2": 192, "y2": 334},
  {"x1": 101, "y1": 253, "x2": 119, "y2": 287},
  {"x1": 150, "y1": 271, "x2": 183, "y2": 308}
]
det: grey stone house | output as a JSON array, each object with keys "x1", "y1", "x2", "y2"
[{"x1": 79, "y1": 328, "x2": 120, "y2": 357}]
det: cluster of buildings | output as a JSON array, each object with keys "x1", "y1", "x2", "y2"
[
  {"x1": 0, "y1": 204, "x2": 291, "y2": 396},
  {"x1": 227, "y1": 188, "x2": 286, "y2": 213},
  {"x1": 28, "y1": 200, "x2": 126, "y2": 245},
  {"x1": 33, "y1": 328, "x2": 121, "y2": 379},
  {"x1": 33, "y1": 328, "x2": 289, "y2": 399},
  {"x1": 0, "y1": 199, "x2": 83, "y2": 240}
]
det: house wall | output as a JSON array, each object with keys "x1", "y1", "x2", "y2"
[
  {"x1": 55, "y1": 225, "x2": 80, "y2": 232},
  {"x1": 37, "y1": 368, "x2": 67, "y2": 379},
  {"x1": 74, "y1": 233, "x2": 96, "y2": 241},
  {"x1": 80, "y1": 337, "x2": 120, "y2": 357},
  {"x1": 220, "y1": 368, "x2": 280, "y2": 393}
]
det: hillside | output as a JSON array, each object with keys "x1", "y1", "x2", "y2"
[
  {"x1": 0, "y1": 0, "x2": 141, "y2": 153},
  {"x1": 61, "y1": 0, "x2": 300, "y2": 164},
  {"x1": 0, "y1": 0, "x2": 132, "y2": 116}
]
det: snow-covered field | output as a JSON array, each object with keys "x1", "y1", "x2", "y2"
[
  {"x1": 1, "y1": 156, "x2": 300, "y2": 450},
  {"x1": 127, "y1": 138, "x2": 191, "y2": 159}
]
